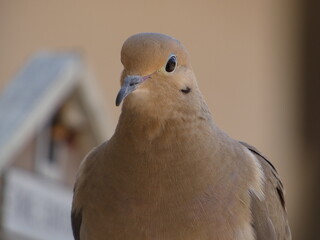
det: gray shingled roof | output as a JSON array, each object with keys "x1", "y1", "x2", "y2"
[{"x1": 0, "y1": 52, "x2": 83, "y2": 169}]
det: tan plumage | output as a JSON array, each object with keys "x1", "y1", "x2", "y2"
[{"x1": 71, "y1": 33, "x2": 291, "y2": 240}]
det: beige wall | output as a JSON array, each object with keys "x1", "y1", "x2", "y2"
[{"x1": 0, "y1": 0, "x2": 304, "y2": 237}]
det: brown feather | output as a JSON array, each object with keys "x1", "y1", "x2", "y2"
[
  {"x1": 71, "y1": 33, "x2": 291, "y2": 240},
  {"x1": 71, "y1": 208, "x2": 82, "y2": 240},
  {"x1": 240, "y1": 142, "x2": 291, "y2": 239}
]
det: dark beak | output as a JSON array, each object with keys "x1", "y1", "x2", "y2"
[{"x1": 115, "y1": 75, "x2": 148, "y2": 106}]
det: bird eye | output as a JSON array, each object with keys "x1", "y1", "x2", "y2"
[{"x1": 165, "y1": 55, "x2": 177, "y2": 73}]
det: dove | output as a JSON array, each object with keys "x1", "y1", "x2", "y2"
[{"x1": 71, "y1": 32, "x2": 291, "y2": 240}]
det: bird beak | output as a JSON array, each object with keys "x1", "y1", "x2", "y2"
[{"x1": 115, "y1": 75, "x2": 150, "y2": 106}]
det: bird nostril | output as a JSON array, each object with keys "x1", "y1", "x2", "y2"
[
  {"x1": 127, "y1": 76, "x2": 144, "y2": 87},
  {"x1": 129, "y1": 79, "x2": 139, "y2": 87}
]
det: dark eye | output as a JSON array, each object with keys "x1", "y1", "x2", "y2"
[{"x1": 165, "y1": 55, "x2": 177, "y2": 73}]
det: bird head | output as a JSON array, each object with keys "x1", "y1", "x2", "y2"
[{"x1": 116, "y1": 33, "x2": 204, "y2": 119}]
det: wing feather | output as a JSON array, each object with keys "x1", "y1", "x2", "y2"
[{"x1": 240, "y1": 141, "x2": 291, "y2": 240}]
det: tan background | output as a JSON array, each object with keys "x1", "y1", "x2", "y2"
[{"x1": 0, "y1": 0, "x2": 310, "y2": 238}]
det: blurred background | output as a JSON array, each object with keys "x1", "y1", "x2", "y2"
[{"x1": 0, "y1": 0, "x2": 318, "y2": 239}]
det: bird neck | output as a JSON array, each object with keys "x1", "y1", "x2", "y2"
[
  {"x1": 114, "y1": 103, "x2": 215, "y2": 149},
  {"x1": 107, "y1": 105, "x2": 236, "y2": 207}
]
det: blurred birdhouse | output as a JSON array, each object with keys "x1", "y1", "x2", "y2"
[{"x1": 0, "y1": 52, "x2": 110, "y2": 240}]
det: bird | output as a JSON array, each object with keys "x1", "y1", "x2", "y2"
[{"x1": 71, "y1": 32, "x2": 291, "y2": 240}]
